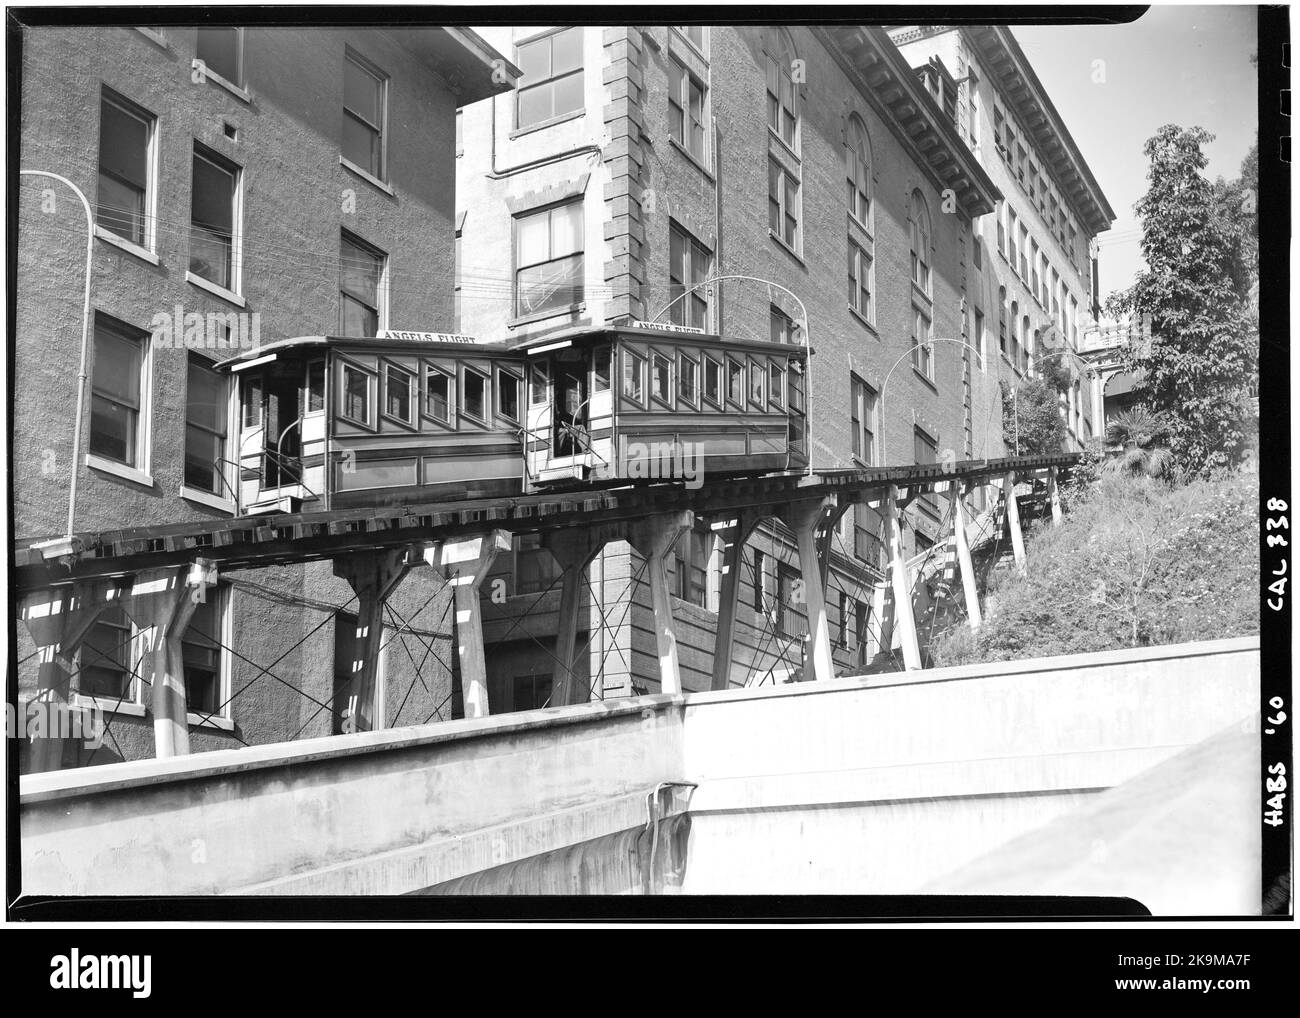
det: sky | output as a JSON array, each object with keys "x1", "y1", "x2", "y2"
[{"x1": 1013, "y1": 4, "x2": 1259, "y2": 302}]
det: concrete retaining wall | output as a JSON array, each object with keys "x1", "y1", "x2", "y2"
[{"x1": 19, "y1": 637, "x2": 1258, "y2": 898}]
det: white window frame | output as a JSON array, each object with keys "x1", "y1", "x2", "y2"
[
  {"x1": 180, "y1": 352, "x2": 238, "y2": 512},
  {"x1": 342, "y1": 46, "x2": 390, "y2": 186},
  {"x1": 85, "y1": 313, "x2": 154, "y2": 486},
  {"x1": 768, "y1": 158, "x2": 801, "y2": 254},
  {"x1": 95, "y1": 87, "x2": 160, "y2": 261},
  {"x1": 183, "y1": 583, "x2": 236, "y2": 729},
  {"x1": 339, "y1": 230, "x2": 389, "y2": 337},
  {"x1": 186, "y1": 142, "x2": 245, "y2": 304},
  {"x1": 194, "y1": 26, "x2": 248, "y2": 101},
  {"x1": 668, "y1": 55, "x2": 710, "y2": 168}
]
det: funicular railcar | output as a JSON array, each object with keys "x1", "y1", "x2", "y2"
[{"x1": 216, "y1": 323, "x2": 808, "y2": 515}]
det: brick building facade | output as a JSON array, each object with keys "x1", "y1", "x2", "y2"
[{"x1": 14, "y1": 24, "x2": 511, "y2": 769}]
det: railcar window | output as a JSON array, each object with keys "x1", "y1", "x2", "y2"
[
  {"x1": 463, "y1": 368, "x2": 489, "y2": 421},
  {"x1": 97, "y1": 89, "x2": 155, "y2": 249},
  {"x1": 384, "y1": 364, "x2": 413, "y2": 423},
  {"x1": 726, "y1": 357, "x2": 744, "y2": 407},
  {"x1": 768, "y1": 363, "x2": 784, "y2": 410},
  {"x1": 243, "y1": 374, "x2": 263, "y2": 428},
  {"x1": 623, "y1": 350, "x2": 645, "y2": 403},
  {"x1": 592, "y1": 346, "x2": 611, "y2": 392},
  {"x1": 748, "y1": 358, "x2": 766, "y2": 408},
  {"x1": 342, "y1": 364, "x2": 370, "y2": 424},
  {"x1": 498, "y1": 372, "x2": 520, "y2": 422},
  {"x1": 678, "y1": 352, "x2": 699, "y2": 406},
  {"x1": 788, "y1": 365, "x2": 805, "y2": 415},
  {"x1": 651, "y1": 352, "x2": 672, "y2": 404},
  {"x1": 703, "y1": 355, "x2": 721, "y2": 407},
  {"x1": 306, "y1": 361, "x2": 326, "y2": 412},
  {"x1": 529, "y1": 363, "x2": 549, "y2": 404},
  {"x1": 425, "y1": 369, "x2": 451, "y2": 423}
]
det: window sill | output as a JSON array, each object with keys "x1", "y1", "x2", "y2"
[
  {"x1": 767, "y1": 229, "x2": 805, "y2": 266},
  {"x1": 848, "y1": 305, "x2": 877, "y2": 336},
  {"x1": 186, "y1": 271, "x2": 246, "y2": 307},
  {"x1": 73, "y1": 695, "x2": 147, "y2": 718},
  {"x1": 195, "y1": 62, "x2": 251, "y2": 104},
  {"x1": 180, "y1": 485, "x2": 237, "y2": 514},
  {"x1": 95, "y1": 226, "x2": 160, "y2": 266},
  {"x1": 508, "y1": 302, "x2": 585, "y2": 329},
  {"x1": 339, "y1": 155, "x2": 395, "y2": 197},
  {"x1": 86, "y1": 454, "x2": 153, "y2": 488},
  {"x1": 911, "y1": 280, "x2": 933, "y2": 306},
  {"x1": 510, "y1": 109, "x2": 585, "y2": 139},
  {"x1": 911, "y1": 366, "x2": 938, "y2": 393},
  {"x1": 668, "y1": 136, "x2": 714, "y2": 181},
  {"x1": 188, "y1": 712, "x2": 235, "y2": 731},
  {"x1": 767, "y1": 126, "x2": 800, "y2": 163}
]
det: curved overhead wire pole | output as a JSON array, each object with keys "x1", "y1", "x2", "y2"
[
  {"x1": 20, "y1": 170, "x2": 95, "y2": 540},
  {"x1": 649, "y1": 274, "x2": 814, "y2": 475}
]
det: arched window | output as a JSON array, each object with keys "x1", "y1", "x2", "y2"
[
  {"x1": 908, "y1": 190, "x2": 932, "y2": 294},
  {"x1": 766, "y1": 31, "x2": 799, "y2": 150},
  {"x1": 1010, "y1": 299, "x2": 1020, "y2": 366},
  {"x1": 846, "y1": 115, "x2": 872, "y2": 225},
  {"x1": 1021, "y1": 315, "x2": 1031, "y2": 374}
]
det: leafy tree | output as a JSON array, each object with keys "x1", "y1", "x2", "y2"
[
  {"x1": 1106, "y1": 125, "x2": 1258, "y2": 478},
  {"x1": 1000, "y1": 337, "x2": 1074, "y2": 456}
]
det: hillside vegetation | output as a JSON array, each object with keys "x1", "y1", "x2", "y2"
[{"x1": 931, "y1": 469, "x2": 1259, "y2": 666}]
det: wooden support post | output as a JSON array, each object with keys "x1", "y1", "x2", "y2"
[
  {"x1": 334, "y1": 548, "x2": 412, "y2": 732},
  {"x1": 1003, "y1": 470, "x2": 1027, "y2": 573},
  {"x1": 868, "y1": 578, "x2": 892, "y2": 660},
  {"x1": 779, "y1": 498, "x2": 836, "y2": 683},
  {"x1": 121, "y1": 560, "x2": 217, "y2": 759},
  {"x1": 709, "y1": 510, "x2": 763, "y2": 690},
  {"x1": 884, "y1": 485, "x2": 923, "y2": 671},
  {"x1": 20, "y1": 581, "x2": 123, "y2": 772},
  {"x1": 435, "y1": 530, "x2": 512, "y2": 718},
  {"x1": 1047, "y1": 466, "x2": 1064, "y2": 526},
  {"x1": 628, "y1": 511, "x2": 693, "y2": 695},
  {"x1": 543, "y1": 530, "x2": 604, "y2": 707},
  {"x1": 952, "y1": 483, "x2": 982, "y2": 631}
]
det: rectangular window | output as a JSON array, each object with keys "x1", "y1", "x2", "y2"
[
  {"x1": 593, "y1": 346, "x2": 611, "y2": 392},
  {"x1": 529, "y1": 363, "x2": 549, "y2": 405},
  {"x1": 973, "y1": 309, "x2": 985, "y2": 368},
  {"x1": 766, "y1": 55, "x2": 797, "y2": 147},
  {"x1": 676, "y1": 25, "x2": 706, "y2": 52},
  {"x1": 767, "y1": 159, "x2": 799, "y2": 249},
  {"x1": 384, "y1": 363, "x2": 413, "y2": 424},
  {"x1": 850, "y1": 375, "x2": 878, "y2": 465},
  {"x1": 673, "y1": 528, "x2": 709, "y2": 608},
  {"x1": 243, "y1": 374, "x2": 263, "y2": 428},
  {"x1": 184, "y1": 355, "x2": 228, "y2": 495},
  {"x1": 668, "y1": 57, "x2": 707, "y2": 163},
  {"x1": 1018, "y1": 224, "x2": 1029, "y2": 280},
  {"x1": 726, "y1": 357, "x2": 744, "y2": 407},
  {"x1": 668, "y1": 222, "x2": 711, "y2": 330},
  {"x1": 78, "y1": 607, "x2": 134, "y2": 701},
  {"x1": 343, "y1": 49, "x2": 387, "y2": 180},
  {"x1": 182, "y1": 591, "x2": 225, "y2": 718},
  {"x1": 770, "y1": 305, "x2": 796, "y2": 346},
  {"x1": 911, "y1": 307, "x2": 933, "y2": 380},
  {"x1": 1008, "y1": 207, "x2": 1018, "y2": 269},
  {"x1": 678, "y1": 351, "x2": 699, "y2": 406},
  {"x1": 515, "y1": 27, "x2": 583, "y2": 129},
  {"x1": 307, "y1": 360, "x2": 326, "y2": 412},
  {"x1": 777, "y1": 562, "x2": 807, "y2": 639},
  {"x1": 768, "y1": 362, "x2": 785, "y2": 410},
  {"x1": 748, "y1": 358, "x2": 766, "y2": 409},
  {"x1": 89, "y1": 315, "x2": 145, "y2": 467},
  {"x1": 462, "y1": 368, "x2": 488, "y2": 421},
  {"x1": 651, "y1": 351, "x2": 672, "y2": 404},
  {"x1": 97, "y1": 90, "x2": 154, "y2": 248},
  {"x1": 913, "y1": 427, "x2": 939, "y2": 516},
  {"x1": 341, "y1": 364, "x2": 370, "y2": 424},
  {"x1": 848, "y1": 240, "x2": 872, "y2": 320},
  {"x1": 497, "y1": 371, "x2": 520, "y2": 422},
  {"x1": 515, "y1": 201, "x2": 583, "y2": 317},
  {"x1": 339, "y1": 231, "x2": 385, "y2": 336},
  {"x1": 623, "y1": 349, "x2": 645, "y2": 403},
  {"x1": 189, "y1": 145, "x2": 239, "y2": 292},
  {"x1": 196, "y1": 27, "x2": 243, "y2": 88},
  {"x1": 703, "y1": 355, "x2": 722, "y2": 407},
  {"x1": 425, "y1": 368, "x2": 451, "y2": 423}
]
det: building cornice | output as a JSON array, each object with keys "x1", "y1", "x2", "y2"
[{"x1": 816, "y1": 26, "x2": 1001, "y2": 220}]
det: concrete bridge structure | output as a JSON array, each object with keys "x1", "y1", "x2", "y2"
[{"x1": 19, "y1": 636, "x2": 1259, "y2": 911}]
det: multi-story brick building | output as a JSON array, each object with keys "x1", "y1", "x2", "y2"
[
  {"x1": 889, "y1": 25, "x2": 1116, "y2": 449},
  {"x1": 456, "y1": 25, "x2": 1007, "y2": 696},
  {"x1": 15, "y1": 24, "x2": 513, "y2": 769}
]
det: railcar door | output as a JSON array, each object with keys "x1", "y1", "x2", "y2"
[
  {"x1": 553, "y1": 363, "x2": 588, "y2": 458},
  {"x1": 262, "y1": 363, "x2": 303, "y2": 487}
]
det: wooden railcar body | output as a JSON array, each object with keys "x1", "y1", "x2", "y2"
[{"x1": 217, "y1": 324, "x2": 808, "y2": 515}]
